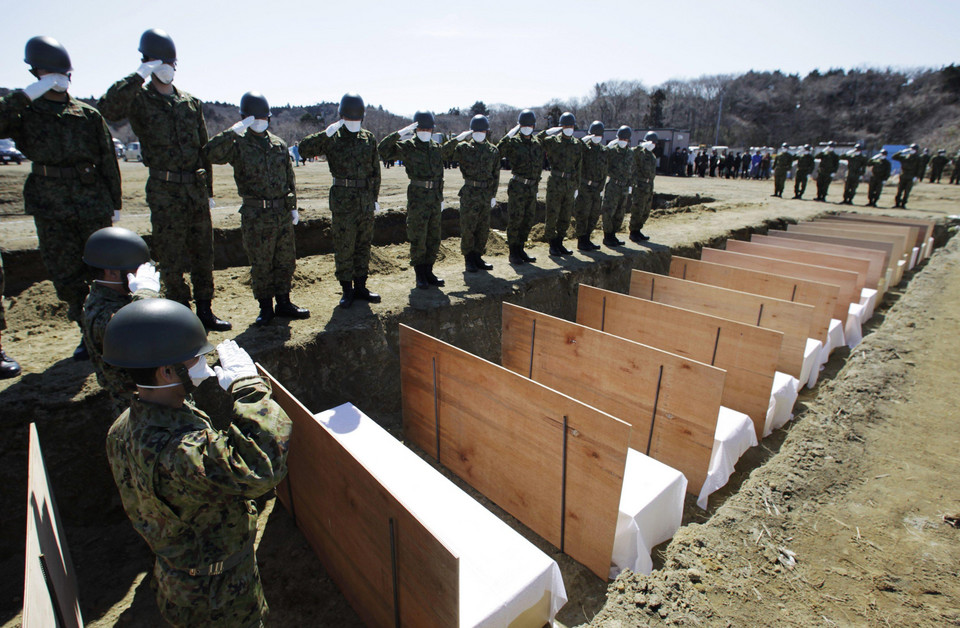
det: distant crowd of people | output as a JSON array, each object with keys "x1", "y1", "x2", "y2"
[{"x1": 664, "y1": 147, "x2": 774, "y2": 179}]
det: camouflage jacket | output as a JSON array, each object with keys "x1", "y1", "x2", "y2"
[
  {"x1": 0, "y1": 91, "x2": 122, "y2": 211},
  {"x1": 83, "y1": 282, "x2": 159, "y2": 395},
  {"x1": 441, "y1": 138, "x2": 500, "y2": 195},
  {"x1": 634, "y1": 147, "x2": 657, "y2": 184},
  {"x1": 205, "y1": 130, "x2": 296, "y2": 211},
  {"x1": 869, "y1": 156, "x2": 891, "y2": 181},
  {"x1": 840, "y1": 152, "x2": 868, "y2": 179},
  {"x1": 579, "y1": 141, "x2": 608, "y2": 184},
  {"x1": 105, "y1": 376, "x2": 291, "y2": 570},
  {"x1": 538, "y1": 132, "x2": 582, "y2": 179},
  {"x1": 815, "y1": 150, "x2": 840, "y2": 175},
  {"x1": 930, "y1": 154, "x2": 949, "y2": 171},
  {"x1": 795, "y1": 154, "x2": 815, "y2": 176},
  {"x1": 606, "y1": 144, "x2": 636, "y2": 184},
  {"x1": 298, "y1": 127, "x2": 381, "y2": 198},
  {"x1": 98, "y1": 74, "x2": 213, "y2": 193},
  {"x1": 773, "y1": 152, "x2": 796, "y2": 173},
  {"x1": 378, "y1": 132, "x2": 444, "y2": 183},
  {"x1": 893, "y1": 151, "x2": 921, "y2": 178},
  {"x1": 919, "y1": 153, "x2": 931, "y2": 174},
  {"x1": 496, "y1": 132, "x2": 545, "y2": 181}
]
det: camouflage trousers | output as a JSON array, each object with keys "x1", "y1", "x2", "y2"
[
  {"x1": 33, "y1": 210, "x2": 111, "y2": 324},
  {"x1": 505, "y1": 177, "x2": 539, "y2": 247},
  {"x1": 240, "y1": 205, "x2": 296, "y2": 300},
  {"x1": 146, "y1": 177, "x2": 214, "y2": 305},
  {"x1": 573, "y1": 182, "x2": 603, "y2": 238},
  {"x1": 842, "y1": 177, "x2": 861, "y2": 203},
  {"x1": 629, "y1": 182, "x2": 654, "y2": 231},
  {"x1": 867, "y1": 178, "x2": 885, "y2": 205},
  {"x1": 815, "y1": 173, "x2": 833, "y2": 200},
  {"x1": 773, "y1": 170, "x2": 788, "y2": 196},
  {"x1": 544, "y1": 175, "x2": 577, "y2": 241},
  {"x1": 895, "y1": 177, "x2": 914, "y2": 206},
  {"x1": 794, "y1": 173, "x2": 810, "y2": 197},
  {"x1": 601, "y1": 181, "x2": 631, "y2": 234},
  {"x1": 458, "y1": 187, "x2": 491, "y2": 256},
  {"x1": 153, "y1": 549, "x2": 267, "y2": 628},
  {"x1": 406, "y1": 186, "x2": 442, "y2": 266},
  {"x1": 330, "y1": 186, "x2": 375, "y2": 282}
]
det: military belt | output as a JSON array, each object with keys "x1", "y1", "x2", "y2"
[
  {"x1": 176, "y1": 535, "x2": 255, "y2": 577},
  {"x1": 32, "y1": 164, "x2": 80, "y2": 179},
  {"x1": 609, "y1": 178, "x2": 631, "y2": 188},
  {"x1": 552, "y1": 170, "x2": 575, "y2": 179},
  {"x1": 463, "y1": 179, "x2": 489, "y2": 188},
  {"x1": 582, "y1": 179, "x2": 605, "y2": 188},
  {"x1": 332, "y1": 177, "x2": 367, "y2": 188},
  {"x1": 511, "y1": 175, "x2": 539, "y2": 186},
  {"x1": 150, "y1": 168, "x2": 197, "y2": 184},
  {"x1": 410, "y1": 179, "x2": 441, "y2": 189},
  {"x1": 243, "y1": 197, "x2": 286, "y2": 210}
]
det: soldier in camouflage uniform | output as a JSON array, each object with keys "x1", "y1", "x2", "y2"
[
  {"x1": 630, "y1": 131, "x2": 658, "y2": 242},
  {"x1": 442, "y1": 114, "x2": 500, "y2": 273},
  {"x1": 950, "y1": 151, "x2": 960, "y2": 185},
  {"x1": 601, "y1": 126, "x2": 636, "y2": 247},
  {"x1": 893, "y1": 144, "x2": 921, "y2": 208},
  {"x1": 205, "y1": 91, "x2": 308, "y2": 325},
  {"x1": 866, "y1": 149, "x2": 891, "y2": 207},
  {"x1": 299, "y1": 93, "x2": 381, "y2": 308},
  {"x1": 929, "y1": 149, "x2": 949, "y2": 183},
  {"x1": 793, "y1": 145, "x2": 815, "y2": 199},
  {"x1": 98, "y1": 29, "x2": 231, "y2": 331},
  {"x1": 771, "y1": 143, "x2": 795, "y2": 198},
  {"x1": 574, "y1": 121, "x2": 608, "y2": 251},
  {"x1": 103, "y1": 299, "x2": 291, "y2": 627},
  {"x1": 538, "y1": 111, "x2": 582, "y2": 256},
  {"x1": 82, "y1": 227, "x2": 159, "y2": 416},
  {"x1": 839, "y1": 143, "x2": 868, "y2": 204},
  {"x1": 918, "y1": 148, "x2": 931, "y2": 180},
  {"x1": 496, "y1": 109, "x2": 545, "y2": 264},
  {"x1": 814, "y1": 141, "x2": 840, "y2": 201},
  {"x1": 379, "y1": 111, "x2": 446, "y2": 289},
  {"x1": 1, "y1": 36, "x2": 120, "y2": 360},
  {"x1": 0, "y1": 252, "x2": 21, "y2": 379}
]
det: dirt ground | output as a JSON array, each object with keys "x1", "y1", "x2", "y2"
[{"x1": 1, "y1": 162, "x2": 958, "y2": 627}]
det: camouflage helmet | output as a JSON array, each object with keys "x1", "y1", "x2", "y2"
[
  {"x1": 559, "y1": 111, "x2": 576, "y2": 127},
  {"x1": 338, "y1": 93, "x2": 365, "y2": 120},
  {"x1": 240, "y1": 91, "x2": 270, "y2": 119},
  {"x1": 517, "y1": 109, "x2": 536, "y2": 126},
  {"x1": 588, "y1": 120, "x2": 604, "y2": 136},
  {"x1": 469, "y1": 115, "x2": 489, "y2": 132},
  {"x1": 413, "y1": 111, "x2": 435, "y2": 129},
  {"x1": 644, "y1": 131, "x2": 659, "y2": 143},
  {"x1": 617, "y1": 126, "x2": 633, "y2": 141},
  {"x1": 138, "y1": 28, "x2": 176, "y2": 63},
  {"x1": 24, "y1": 36, "x2": 72, "y2": 74},
  {"x1": 83, "y1": 227, "x2": 150, "y2": 270},
  {"x1": 103, "y1": 299, "x2": 213, "y2": 369}
]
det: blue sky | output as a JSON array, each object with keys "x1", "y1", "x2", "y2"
[{"x1": 3, "y1": 0, "x2": 958, "y2": 116}]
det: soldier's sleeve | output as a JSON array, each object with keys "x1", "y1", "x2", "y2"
[
  {"x1": 574, "y1": 142, "x2": 583, "y2": 180},
  {"x1": 168, "y1": 376, "x2": 292, "y2": 498},
  {"x1": 297, "y1": 131, "x2": 327, "y2": 159},
  {"x1": 490, "y1": 145, "x2": 501, "y2": 195},
  {"x1": 285, "y1": 141, "x2": 297, "y2": 211},
  {"x1": 377, "y1": 131, "x2": 402, "y2": 161},
  {"x1": 96, "y1": 114, "x2": 123, "y2": 210},
  {"x1": 203, "y1": 130, "x2": 238, "y2": 165},
  {"x1": 197, "y1": 103, "x2": 214, "y2": 196},
  {"x1": 496, "y1": 134, "x2": 513, "y2": 161},
  {"x1": 97, "y1": 73, "x2": 144, "y2": 122},
  {"x1": 371, "y1": 136, "x2": 382, "y2": 199},
  {"x1": 0, "y1": 91, "x2": 30, "y2": 140},
  {"x1": 440, "y1": 137, "x2": 459, "y2": 161}
]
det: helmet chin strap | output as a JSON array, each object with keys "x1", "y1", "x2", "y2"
[{"x1": 137, "y1": 363, "x2": 194, "y2": 393}]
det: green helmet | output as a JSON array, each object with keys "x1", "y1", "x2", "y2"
[
  {"x1": 103, "y1": 299, "x2": 213, "y2": 369},
  {"x1": 588, "y1": 120, "x2": 604, "y2": 136},
  {"x1": 517, "y1": 109, "x2": 536, "y2": 126},
  {"x1": 559, "y1": 111, "x2": 576, "y2": 127},
  {"x1": 617, "y1": 126, "x2": 632, "y2": 141},
  {"x1": 338, "y1": 93, "x2": 364, "y2": 120},
  {"x1": 24, "y1": 36, "x2": 72, "y2": 74},
  {"x1": 240, "y1": 91, "x2": 270, "y2": 118},
  {"x1": 644, "y1": 131, "x2": 659, "y2": 143},
  {"x1": 413, "y1": 111, "x2": 435, "y2": 130},
  {"x1": 138, "y1": 28, "x2": 176, "y2": 63},
  {"x1": 83, "y1": 227, "x2": 150, "y2": 270},
  {"x1": 469, "y1": 115, "x2": 489, "y2": 132}
]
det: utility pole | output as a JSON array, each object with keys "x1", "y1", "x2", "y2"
[{"x1": 713, "y1": 91, "x2": 723, "y2": 146}]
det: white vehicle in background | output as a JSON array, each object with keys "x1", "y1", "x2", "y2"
[
  {"x1": 124, "y1": 142, "x2": 142, "y2": 162},
  {"x1": 112, "y1": 138, "x2": 125, "y2": 159}
]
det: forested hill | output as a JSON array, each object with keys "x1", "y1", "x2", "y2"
[{"x1": 3, "y1": 65, "x2": 959, "y2": 150}]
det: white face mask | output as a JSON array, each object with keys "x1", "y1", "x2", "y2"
[
  {"x1": 416, "y1": 131, "x2": 432, "y2": 142},
  {"x1": 591, "y1": 135, "x2": 602, "y2": 144},
  {"x1": 562, "y1": 128, "x2": 574, "y2": 137},
  {"x1": 343, "y1": 119, "x2": 362, "y2": 133},
  {"x1": 250, "y1": 119, "x2": 269, "y2": 133},
  {"x1": 188, "y1": 358, "x2": 216, "y2": 387},
  {"x1": 49, "y1": 73, "x2": 71, "y2": 92},
  {"x1": 153, "y1": 63, "x2": 176, "y2": 85},
  {"x1": 520, "y1": 126, "x2": 534, "y2": 136},
  {"x1": 617, "y1": 140, "x2": 628, "y2": 149},
  {"x1": 472, "y1": 132, "x2": 486, "y2": 143}
]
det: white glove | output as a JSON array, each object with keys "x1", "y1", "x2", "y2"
[
  {"x1": 209, "y1": 198, "x2": 216, "y2": 209},
  {"x1": 291, "y1": 209, "x2": 300, "y2": 225},
  {"x1": 581, "y1": 134, "x2": 594, "y2": 143},
  {"x1": 399, "y1": 132, "x2": 414, "y2": 142},
  {"x1": 374, "y1": 201, "x2": 380, "y2": 211},
  {"x1": 546, "y1": 127, "x2": 562, "y2": 136},
  {"x1": 441, "y1": 201, "x2": 446, "y2": 210},
  {"x1": 456, "y1": 130, "x2": 471, "y2": 141},
  {"x1": 642, "y1": 141, "x2": 655, "y2": 151},
  {"x1": 23, "y1": 75, "x2": 59, "y2": 101},
  {"x1": 325, "y1": 120, "x2": 343, "y2": 137},
  {"x1": 398, "y1": 122, "x2": 418, "y2": 135},
  {"x1": 490, "y1": 197, "x2": 497, "y2": 208},
  {"x1": 507, "y1": 125, "x2": 520, "y2": 138},
  {"x1": 607, "y1": 139, "x2": 619, "y2": 147},
  {"x1": 213, "y1": 339, "x2": 258, "y2": 391},
  {"x1": 574, "y1": 189, "x2": 579, "y2": 199},
  {"x1": 112, "y1": 210, "x2": 121, "y2": 223},
  {"x1": 628, "y1": 186, "x2": 633, "y2": 194},
  {"x1": 127, "y1": 262, "x2": 160, "y2": 293},
  {"x1": 230, "y1": 116, "x2": 255, "y2": 136},
  {"x1": 136, "y1": 60, "x2": 163, "y2": 80}
]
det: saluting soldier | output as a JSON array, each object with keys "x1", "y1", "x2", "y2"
[
  {"x1": 538, "y1": 111, "x2": 582, "y2": 256},
  {"x1": 929, "y1": 149, "x2": 949, "y2": 183},
  {"x1": 298, "y1": 93, "x2": 382, "y2": 308},
  {"x1": 630, "y1": 131, "x2": 658, "y2": 242},
  {"x1": 950, "y1": 150, "x2": 960, "y2": 185},
  {"x1": 866, "y1": 149, "x2": 891, "y2": 207},
  {"x1": 205, "y1": 91, "x2": 308, "y2": 325},
  {"x1": 442, "y1": 114, "x2": 500, "y2": 273},
  {"x1": 771, "y1": 143, "x2": 795, "y2": 198},
  {"x1": 814, "y1": 141, "x2": 840, "y2": 201},
  {"x1": 839, "y1": 142, "x2": 868, "y2": 204},
  {"x1": 1, "y1": 36, "x2": 121, "y2": 359},
  {"x1": 574, "y1": 120, "x2": 608, "y2": 251},
  {"x1": 793, "y1": 144, "x2": 815, "y2": 199},
  {"x1": 379, "y1": 111, "x2": 446, "y2": 289},
  {"x1": 892, "y1": 143, "x2": 921, "y2": 208},
  {"x1": 496, "y1": 109, "x2": 545, "y2": 265},
  {"x1": 601, "y1": 126, "x2": 635, "y2": 247}
]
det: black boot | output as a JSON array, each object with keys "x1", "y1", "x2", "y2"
[
  {"x1": 549, "y1": 238, "x2": 564, "y2": 256},
  {"x1": 520, "y1": 247, "x2": 536, "y2": 262},
  {"x1": 255, "y1": 298, "x2": 274, "y2": 326},
  {"x1": 72, "y1": 338, "x2": 89, "y2": 361},
  {"x1": 0, "y1": 348, "x2": 21, "y2": 379},
  {"x1": 474, "y1": 252, "x2": 493, "y2": 270},
  {"x1": 196, "y1": 300, "x2": 233, "y2": 332},
  {"x1": 276, "y1": 293, "x2": 310, "y2": 319},
  {"x1": 414, "y1": 265, "x2": 430, "y2": 289},
  {"x1": 339, "y1": 280, "x2": 355, "y2": 308},
  {"x1": 354, "y1": 276, "x2": 381, "y2": 303},
  {"x1": 426, "y1": 263, "x2": 445, "y2": 287},
  {"x1": 577, "y1": 236, "x2": 592, "y2": 251},
  {"x1": 465, "y1": 252, "x2": 479, "y2": 273},
  {"x1": 556, "y1": 238, "x2": 572, "y2": 255},
  {"x1": 603, "y1": 232, "x2": 624, "y2": 247},
  {"x1": 630, "y1": 230, "x2": 650, "y2": 242},
  {"x1": 509, "y1": 245, "x2": 526, "y2": 265}
]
